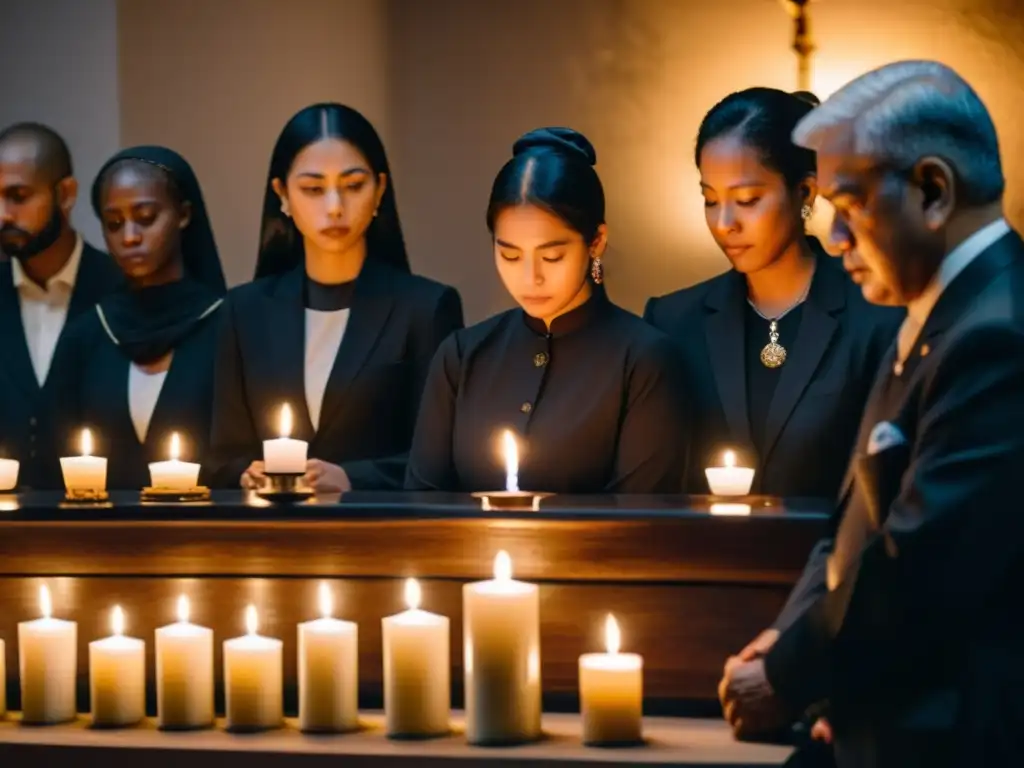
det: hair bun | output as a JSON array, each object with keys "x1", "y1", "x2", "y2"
[
  {"x1": 791, "y1": 90, "x2": 821, "y2": 107},
  {"x1": 512, "y1": 127, "x2": 597, "y2": 166}
]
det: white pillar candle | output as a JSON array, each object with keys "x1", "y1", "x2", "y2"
[
  {"x1": 148, "y1": 433, "x2": 201, "y2": 490},
  {"x1": 298, "y1": 582, "x2": 358, "y2": 733},
  {"x1": 704, "y1": 450, "x2": 755, "y2": 496},
  {"x1": 382, "y1": 578, "x2": 450, "y2": 738},
  {"x1": 463, "y1": 551, "x2": 541, "y2": 745},
  {"x1": 18, "y1": 585, "x2": 77, "y2": 724},
  {"x1": 263, "y1": 404, "x2": 308, "y2": 474},
  {"x1": 156, "y1": 595, "x2": 214, "y2": 729},
  {"x1": 223, "y1": 605, "x2": 283, "y2": 731},
  {"x1": 0, "y1": 458, "x2": 19, "y2": 491},
  {"x1": 60, "y1": 429, "x2": 107, "y2": 492},
  {"x1": 0, "y1": 637, "x2": 6, "y2": 717},
  {"x1": 89, "y1": 606, "x2": 145, "y2": 727},
  {"x1": 579, "y1": 614, "x2": 643, "y2": 745}
]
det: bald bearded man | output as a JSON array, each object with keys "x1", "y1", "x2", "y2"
[{"x1": 0, "y1": 122, "x2": 120, "y2": 489}]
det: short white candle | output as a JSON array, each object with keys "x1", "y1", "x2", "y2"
[
  {"x1": 18, "y1": 585, "x2": 77, "y2": 724},
  {"x1": 579, "y1": 614, "x2": 643, "y2": 745},
  {"x1": 156, "y1": 595, "x2": 214, "y2": 729},
  {"x1": 60, "y1": 428, "x2": 107, "y2": 492},
  {"x1": 148, "y1": 433, "x2": 201, "y2": 490},
  {"x1": 298, "y1": 582, "x2": 358, "y2": 733},
  {"x1": 382, "y1": 578, "x2": 450, "y2": 738},
  {"x1": 263, "y1": 404, "x2": 308, "y2": 474},
  {"x1": 0, "y1": 458, "x2": 19, "y2": 491},
  {"x1": 705, "y1": 450, "x2": 755, "y2": 496},
  {"x1": 224, "y1": 605, "x2": 283, "y2": 731},
  {"x1": 89, "y1": 606, "x2": 145, "y2": 727},
  {"x1": 463, "y1": 551, "x2": 541, "y2": 745}
]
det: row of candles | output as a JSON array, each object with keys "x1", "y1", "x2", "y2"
[
  {"x1": 1, "y1": 554, "x2": 643, "y2": 746},
  {"x1": 0, "y1": 404, "x2": 757, "y2": 498}
]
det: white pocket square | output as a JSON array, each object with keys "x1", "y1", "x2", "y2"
[{"x1": 867, "y1": 421, "x2": 907, "y2": 456}]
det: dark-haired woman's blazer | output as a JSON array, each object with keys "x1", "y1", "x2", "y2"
[
  {"x1": 644, "y1": 250, "x2": 902, "y2": 500},
  {"x1": 208, "y1": 258, "x2": 463, "y2": 489}
]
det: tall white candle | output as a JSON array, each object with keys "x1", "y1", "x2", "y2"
[
  {"x1": 263, "y1": 404, "x2": 308, "y2": 474},
  {"x1": 18, "y1": 585, "x2": 77, "y2": 724},
  {"x1": 224, "y1": 605, "x2": 283, "y2": 731},
  {"x1": 0, "y1": 458, "x2": 19, "y2": 491},
  {"x1": 463, "y1": 551, "x2": 541, "y2": 745},
  {"x1": 60, "y1": 429, "x2": 107, "y2": 492},
  {"x1": 89, "y1": 606, "x2": 145, "y2": 727},
  {"x1": 705, "y1": 450, "x2": 755, "y2": 496},
  {"x1": 579, "y1": 614, "x2": 643, "y2": 745},
  {"x1": 382, "y1": 578, "x2": 450, "y2": 738},
  {"x1": 502, "y1": 430, "x2": 519, "y2": 492},
  {"x1": 298, "y1": 582, "x2": 358, "y2": 733},
  {"x1": 148, "y1": 433, "x2": 201, "y2": 490},
  {"x1": 156, "y1": 595, "x2": 214, "y2": 729}
]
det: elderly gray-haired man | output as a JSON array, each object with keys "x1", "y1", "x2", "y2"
[{"x1": 719, "y1": 60, "x2": 1024, "y2": 768}]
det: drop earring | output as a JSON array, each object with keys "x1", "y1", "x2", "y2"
[
  {"x1": 590, "y1": 255, "x2": 604, "y2": 285},
  {"x1": 801, "y1": 203, "x2": 812, "y2": 221}
]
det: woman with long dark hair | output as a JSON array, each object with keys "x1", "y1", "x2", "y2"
[{"x1": 209, "y1": 103, "x2": 463, "y2": 491}]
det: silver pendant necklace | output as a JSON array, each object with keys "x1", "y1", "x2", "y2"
[{"x1": 747, "y1": 282, "x2": 812, "y2": 369}]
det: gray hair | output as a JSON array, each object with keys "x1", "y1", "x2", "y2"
[{"x1": 792, "y1": 60, "x2": 1004, "y2": 205}]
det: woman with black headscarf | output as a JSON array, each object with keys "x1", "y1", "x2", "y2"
[{"x1": 49, "y1": 145, "x2": 226, "y2": 489}]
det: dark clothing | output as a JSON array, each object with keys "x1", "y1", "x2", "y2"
[
  {"x1": 0, "y1": 242, "x2": 121, "y2": 489},
  {"x1": 405, "y1": 291, "x2": 690, "y2": 494},
  {"x1": 765, "y1": 231, "x2": 1024, "y2": 768},
  {"x1": 644, "y1": 247, "x2": 901, "y2": 499},
  {"x1": 744, "y1": 302, "x2": 804, "y2": 459},
  {"x1": 208, "y1": 259, "x2": 463, "y2": 490}
]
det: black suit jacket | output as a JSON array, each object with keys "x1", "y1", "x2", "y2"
[
  {"x1": 0, "y1": 242, "x2": 121, "y2": 489},
  {"x1": 644, "y1": 249, "x2": 902, "y2": 498},
  {"x1": 765, "y1": 231, "x2": 1024, "y2": 768},
  {"x1": 208, "y1": 259, "x2": 464, "y2": 490}
]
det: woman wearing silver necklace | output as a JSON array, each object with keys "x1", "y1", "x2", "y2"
[{"x1": 645, "y1": 88, "x2": 902, "y2": 500}]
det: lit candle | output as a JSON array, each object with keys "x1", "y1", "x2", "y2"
[
  {"x1": 579, "y1": 614, "x2": 643, "y2": 745},
  {"x1": 0, "y1": 458, "x2": 19, "y2": 491},
  {"x1": 382, "y1": 578, "x2": 450, "y2": 738},
  {"x1": 156, "y1": 595, "x2": 214, "y2": 730},
  {"x1": 704, "y1": 450, "x2": 755, "y2": 496},
  {"x1": 60, "y1": 429, "x2": 107, "y2": 492},
  {"x1": 263, "y1": 404, "x2": 308, "y2": 474},
  {"x1": 503, "y1": 430, "x2": 519, "y2": 492},
  {"x1": 148, "y1": 433, "x2": 201, "y2": 490},
  {"x1": 89, "y1": 605, "x2": 145, "y2": 727},
  {"x1": 223, "y1": 605, "x2": 283, "y2": 731},
  {"x1": 298, "y1": 582, "x2": 358, "y2": 733},
  {"x1": 18, "y1": 585, "x2": 77, "y2": 724},
  {"x1": 463, "y1": 551, "x2": 541, "y2": 745}
]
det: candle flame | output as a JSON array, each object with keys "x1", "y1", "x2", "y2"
[
  {"x1": 112, "y1": 605, "x2": 125, "y2": 637},
  {"x1": 318, "y1": 581, "x2": 333, "y2": 619},
  {"x1": 81, "y1": 428, "x2": 94, "y2": 457},
  {"x1": 169, "y1": 432, "x2": 181, "y2": 461},
  {"x1": 494, "y1": 550, "x2": 512, "y2": 581},
  {"x1": 604, "y1": 613, "x2": 621, "y2": 655},
  {"x1": 279, "y1": 404, "x2": 293, "y2": 439},
  {"x1": 502, "y1": 430, "x2": 519, "y2": 492},
  {"x1": 723, "y1": 450, "x2": 736, "y2": 469},
  {"x1": 245, "y1": 604, "x2": 258, "y2": 636},
  {"x1": 404, "y1": 578, "x2": 421, "y2": 610},
  {"x1": 40, "y1": 584, "x2": 52, "y2": 619},
  {"x1": 177, "y1": 594, "x2": 190, "y2": 623}
]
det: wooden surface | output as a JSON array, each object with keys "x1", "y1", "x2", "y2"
[{"x1": 0, "y1": 712, "x2": 794, "y2": 767}]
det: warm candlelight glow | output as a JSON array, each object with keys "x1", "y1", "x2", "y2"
[
  {"x1": 246, "y1": 605, "x2": 258, "y2": 636},
  {"x1": 81, "y1": 428, "x2": 94, "y2": 457},
  {"x1": 169, "y1": 432, "x2": 181, "y2": 461},
  {"x1": 502, "y1": 430, "x2": 519, "y2": 492},
  {"x1": 723, "y1": 450, "x2": 735, "y2": 469},
  {"x1": 279, "y1": 404, "x2": 293, "y2": 439},
  {"x1": 604, "y1": 614, "x2": 621, "y2": 655},
  {"x1": 111, "y1": 605, "x2": 125, "y2": 637},
  {"x1": 177, "y1": 594, "x2": 190, "y2": 623},
  {"x1": 404, "y1": 577, "x2": 421, "y2": 610},
  {"x1": 318, "y1": 581, "x2": 333, "y2": 619},
  {"x1": 494, "y1": 550, "x2": 512, "y2": 581},
  {"x1": 40, "y1": 585, "x2": 52, "y2": 619}
]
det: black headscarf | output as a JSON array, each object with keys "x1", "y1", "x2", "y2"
[{"x1": 91, "y1": 146, "x2": 227, "y2": 364}]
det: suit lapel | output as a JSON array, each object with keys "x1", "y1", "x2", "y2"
[
  {"x1": 66, "y1": 244, "x2": 114, "y2": 321},
  {"x1": 265, "y1": 268, "x2": 316, "y2": 440},
  {"x1": 0, "y1": 263, "x2": 43, "y2": 397},
  {"x1": 703, "y1": 271, "x2": 752, "y2": 448}
]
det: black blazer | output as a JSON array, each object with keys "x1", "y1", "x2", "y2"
[
  {"x1": 765, "y1": 231, "x2": 1024, "y2": 768},
  {"x1": 0, "y1": 242, "x2": 121, "y2": 489},
  {"x1": 644, "y1": 249, "x2": 901, "y2": 499},
  {"x1": 208, "y1": 259, "x2": 464, "y2": 489},
  {"x1": 48, "y1": 305, "x2": 222, "y2": 489}
]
